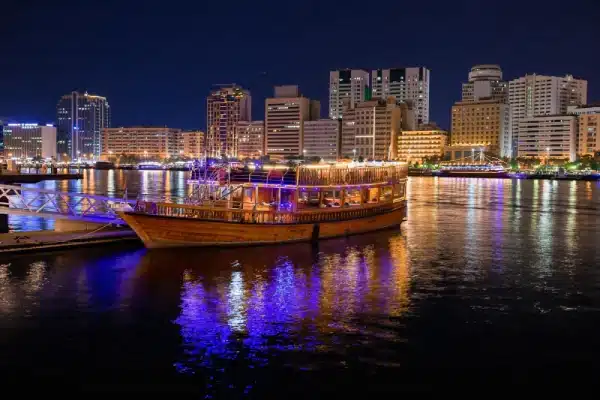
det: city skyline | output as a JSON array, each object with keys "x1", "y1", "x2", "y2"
[{"x1": 2, "y1": 1, "x2": 599, "y2": 131}]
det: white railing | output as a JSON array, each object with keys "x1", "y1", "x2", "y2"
[{"x1": 0, "y1": 184, "x2": 135, "y2": 222}]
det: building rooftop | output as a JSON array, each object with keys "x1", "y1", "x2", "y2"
[
  {"x1": 453, "y1": 98, "x2": 507, "y2": 105},
  {"x1": 105, "y1": 126, "x2": 181, "y2": 130},
  {"x1": 509, "y1": 73, "x2": 586, "y2": 81},
  {"x1": 414, "y1": 123, "x2": 446, "y2": 131},
  {"x1": 571, "y1": 103, "x2": 600, "y2": 109},
  {"x1": 520, "y1": 114, "x2": 577, "y2": 119}
]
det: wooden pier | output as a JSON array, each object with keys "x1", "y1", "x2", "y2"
[
  {"x1": 0, "y1": 173, "x2": 83, "y2": 184},
  {"x1": 0, "y1": 228, "x2": 139, "y2": 254}
]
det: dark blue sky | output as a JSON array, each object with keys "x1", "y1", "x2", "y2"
[{"x1": 2, "y1": 0, "x2": 599, "y2": 130}]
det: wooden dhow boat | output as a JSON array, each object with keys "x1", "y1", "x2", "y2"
[{"x1": 119, "y1": 162, "x2": 408, "y2": 248}]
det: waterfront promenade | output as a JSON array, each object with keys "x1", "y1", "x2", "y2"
[
  {"x1": 0, "y1": 172, "x2": 83, "y2": 184},
  {"x1": 0, "y1": 228, "x2": 137, "y2": 253}
]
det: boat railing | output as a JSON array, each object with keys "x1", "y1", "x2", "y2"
[
  {"x1": 297, "y1": 165, "x2": 407, "y2": 186},
  {"x1": 228, "y1": 169, "x2": 297, "y2": 185},
  {"x1": 134, "y1": 199, "x2": 402, "y2": 225},
  {"x1": 192, "y1": 165, "x2": 407, "y2": 187}
]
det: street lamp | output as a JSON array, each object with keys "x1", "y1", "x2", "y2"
[{"x1": 352, "y1": 148, "x2": 357, "y2": 160}]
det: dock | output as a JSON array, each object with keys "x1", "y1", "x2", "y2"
[
  {"x1": 0, "y1": 228, "x2": 140, "y2": 254},
  {"x1": 0, "y1": 173, "x2": 84, "y2": 184}
]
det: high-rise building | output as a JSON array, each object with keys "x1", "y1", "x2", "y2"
[
  {"x1": 461, "y1": 64, "x2": 507, "y2": 102},
  {"x1": 371, "y1": 67, "x2": 430, "y2": 125},
  {"x1": 341, "y1": 97, "x2": 402, "y2": 160},
  {"x1": 328, "y1": 69, "x2": 370, "y2": 120},
  {"x1": 0, "y1": 118, "x2": 5, "y2": 157},
  {"x1": 265, "y1": 85, "x2": 320, "y2": 159},
  {"x1": 517, "y1": 115, "x2": 577, "y2": 161},
  {"x1": 397, "y1": 124, "x2": 448, "y2": 162},
  {"x1": 569, "y1": 105, "x2": 600, "y2": 156},
  {"x1": 2, "y1": 122, "x2": 57, "y2": 159},
  {"x1": 101, "y1": 127, "x2": 182, "y2": 160},
  {"x1": 235, "y1": 121, "x2": 264, "y2": 159},
  {"x1": 182, "y1": 131, "x2": 204, "y2": 159},
  {"x1": 508, "y1": 74, "x2": 587, "y2": 156},
  {"x1": 303, "y1": 119, "x2": 341, "y2": 161},
  {"x1": 206, "y1": 85, "x2": 251, "y2": 158},
  {"x1": 450, "y1": 99, "x2": 511, "y2": 157},
  {"x1": 56, "y1": 91, "x2": 110, "y2": 160}
]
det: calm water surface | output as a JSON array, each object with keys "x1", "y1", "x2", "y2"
[{"x1": 1, "y1": 171, "x2": 600, "y2": 394}]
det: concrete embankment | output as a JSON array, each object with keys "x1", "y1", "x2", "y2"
[
  {"x1": 0, "y1": 173, "x2": 83, "y2": 184},
  {"x1": 0, "y1": 228, "x2": 140, "y2": 254}
]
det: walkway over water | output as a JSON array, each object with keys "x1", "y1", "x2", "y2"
[{"x1": 0, "y1": 184, "x2": 134, "y2": 223}]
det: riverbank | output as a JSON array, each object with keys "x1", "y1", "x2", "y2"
[
  {"x1": 0, "y1": 228, "x2": 139, "y2": 254},
  {"x1": 0, "y1": 173, "x2": 83, "y2": 184},
  {"x1": 408, "y1": 170, "x2": 600, "y2": 180}
]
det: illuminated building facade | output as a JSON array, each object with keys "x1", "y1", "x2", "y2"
[
  {"x1": 569, "y1": 105, "x2": 600, "y2": 156},
  {"x1": 328, "y1": 69, "x2": 370, "y2": 119},
  {"x1": 303, "y1": 119, "x2": 340, "y2": 161},
  {"x1": 265, "y1": 85, "x2": 320, "y2": 159},
  {"x1": 397, "y1": 124, "x2": 448, "y2": 162},
  {"x1": 451, "y1": 98, "x2": 510, "y2": 157},
  {"x1": 508, "y1": 74, "x2": 587, "y2": 156},
  {"x1": 182, "y1": 131, "x2": 204, "y2": 159},
  {"x1": 236, "y1": 121, "x2": 264, "y2": 159},
  {"x1": 371, "y1": 67, "x2": 430, "y2": 125},
  {"x1": 341, "y1": 97, "x2": 402, "y2": 160},
  {"x1": 2, "y1": 123, "x2": 57, "y2": 159},
  {"x1": 56, "y1": 91, "x2": 110, "y2": 160},
  {"x1": 517, "y1": 115, "x2": 577, "y2": 161},
  {"x1": 206, "y1": 85, "x2": 251, "y2": 158},
  {"x1": 461, "y1": 64, "x2": 507, "y2": 102},
  {"x1": 101, "y1": 127, "x2": 182, "y2": 160}
]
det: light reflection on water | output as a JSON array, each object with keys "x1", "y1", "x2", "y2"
[
  {"x1": 0, "y1": 175, "x2": 599, "y2": 393},
  {"x1": 171, "y1": 235, "x2": 412, "y2": 374}
]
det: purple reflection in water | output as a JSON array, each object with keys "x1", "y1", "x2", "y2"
[{"x1": 173, "y1": 240, "x2": 412, "y2": 374}]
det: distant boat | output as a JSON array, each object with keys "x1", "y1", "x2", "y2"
[
  {"x1": 138, "y1": 162, "x2": 164, "y2": 170},
  {"x1": 95, "y1": 161, "x2": 115, "y2": 170},
  {"x1": 117, "y1": 164, "x2": 136, "y2": 170},
  {"x1": 436, "y1": 162, "x2": 508, "y2": 178}
]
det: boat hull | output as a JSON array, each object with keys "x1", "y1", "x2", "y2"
[
  {"x1": 436, "y1": 171, "x2": 509, "y2": 179},
  {"x1": 119, "y1": 205, "x2": 406, "y2": 249}
]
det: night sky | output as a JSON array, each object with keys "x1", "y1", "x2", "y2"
[{"x1": 2, "y1": 0, "x2": 599, "y2": 131}]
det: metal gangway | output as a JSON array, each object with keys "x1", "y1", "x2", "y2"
[{"x1": 0, "y1": 184, "x2": 136, "y2": 223}]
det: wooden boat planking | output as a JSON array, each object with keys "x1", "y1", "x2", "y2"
[{"x1": 118, "y1": 201, "x2": 406, "y2": 248}]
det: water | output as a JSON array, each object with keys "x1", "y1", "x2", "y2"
[{"x1": 1, "y1": 172, "x2": 600, "y2": 394}]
